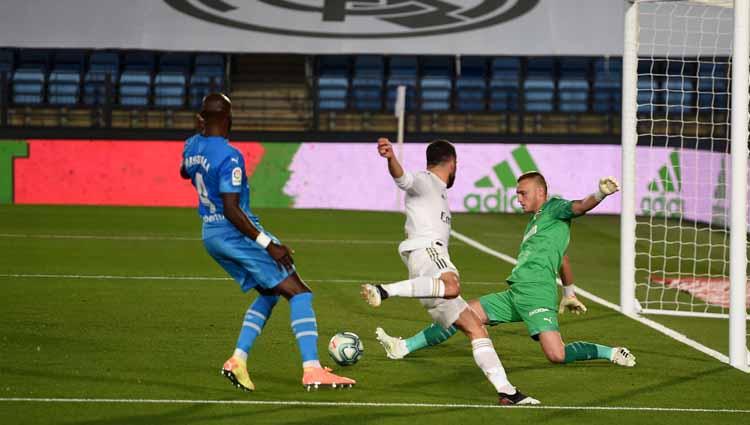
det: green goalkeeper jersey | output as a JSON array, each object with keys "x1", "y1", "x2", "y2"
[{"x1": 507, "y1": 197, "x2": 577, "y2": 286}]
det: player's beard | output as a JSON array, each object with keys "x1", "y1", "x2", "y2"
[{"x1": 447, "y1": 171, "x2": 456, "y2": 188}]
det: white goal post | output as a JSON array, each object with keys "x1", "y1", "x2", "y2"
[{"x1": 620, "y1": 0, "x2": 749, "y2": 372}]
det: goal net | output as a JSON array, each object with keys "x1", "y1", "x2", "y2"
[{"x1": 621, "y1": 0, "x2": 749, "y2": 371}]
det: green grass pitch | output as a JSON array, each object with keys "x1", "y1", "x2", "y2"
[{"x1": 0, "y1": 205, "x2": 748, "y2": 425}]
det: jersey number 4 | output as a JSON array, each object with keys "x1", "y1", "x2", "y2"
[{"x1": 194, "y1": 172, "x2": 217, "y2": 213}]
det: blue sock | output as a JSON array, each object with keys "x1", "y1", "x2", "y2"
[
  {"x1": 289, "y1": 292, "x2": 319, "y2": 365},
  {"x1": 235, "y1": 294, "x2": 279, "y2": 358}
]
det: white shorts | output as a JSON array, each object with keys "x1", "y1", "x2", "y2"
[{"x1": 400, "y1": 244, "x2": 468, "y2": 329}]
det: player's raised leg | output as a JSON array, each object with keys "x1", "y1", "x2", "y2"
[
  {"x1": 222, "y1": 293, "x2": 279, "y2": 391},
  {"x1": 273, "y1": 273, "x2": 357, "y2": 389},
  {"x1": 362, "y1": 265, "x2": 461, "y2": 307}
]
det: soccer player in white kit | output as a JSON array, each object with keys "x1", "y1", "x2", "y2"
[{"x1": 361, "y1": 138, "x2": 539, "y2": 405}]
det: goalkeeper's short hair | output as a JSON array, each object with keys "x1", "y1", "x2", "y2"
[{"x1": 517, "y1": 171, "x2": 548, "y2": 194}]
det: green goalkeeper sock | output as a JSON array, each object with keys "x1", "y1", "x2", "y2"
[
  {"x1": 564, "y1": 341, "x2": 614, "y2": 363},
  {"x1": 404, "y1": 323, "x2": 457, "y2": 353}
]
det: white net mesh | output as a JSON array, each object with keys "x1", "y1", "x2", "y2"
[{"x1": 633, "y1": 1, "x2": 748, "y2": 317}]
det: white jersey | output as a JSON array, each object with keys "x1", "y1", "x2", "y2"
[{"x1": 394, "y1": 170, "x2": 451, "y2": 253}]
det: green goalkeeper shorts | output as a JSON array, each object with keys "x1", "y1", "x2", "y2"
[{"x1": 479, "y1": 283, "x2": 559, "y2": 338}]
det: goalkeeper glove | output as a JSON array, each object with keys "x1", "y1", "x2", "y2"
[
  {"x1": 559, "y1": 285, "x2": 588, "y2": 315},
  {"x1": 594, "y1": 176, "x2": 620, "y2": 201}
]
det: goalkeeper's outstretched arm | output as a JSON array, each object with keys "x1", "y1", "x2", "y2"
[{"x1": 570, "y1": 176, "x2": 620, "y2": 216}]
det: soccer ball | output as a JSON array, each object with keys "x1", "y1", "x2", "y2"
[{"x1": 327, "y1": 332, "x2": 363, "y2": 366}]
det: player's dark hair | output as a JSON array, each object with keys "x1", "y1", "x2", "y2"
[
  {"x1": 517, "y1": 171, "x2": 548, "y2": 194},
  {"x1": 426, "y1": 140, "x2": 456, "y2": 166}
]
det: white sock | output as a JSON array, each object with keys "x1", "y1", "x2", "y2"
[
  {"x1": 233, "y1": 348, "x2": 248, "y2": 362},
  {"x1": 302, "y1": 360, "x2": 322, "y2": 369},
  {"x1": 382, "y1": 276, "x2": 445, "y2": 298},
  {"x1": 471, "y1": 338, "x2": 516, "y2": 395}
]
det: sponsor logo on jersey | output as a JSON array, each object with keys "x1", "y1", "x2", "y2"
[
  {"x1": 641, "y1": 151, "x2": 683, "y2": 218},
  {"x1": 231, "y1": 167, "x2": 242, "y2": 186},
  {"x1": 528, "y1": 307, "x2": 550, "y2": 317},
  {"x1": 165, "y1": 1, "x2": 540, "y2": 39}
]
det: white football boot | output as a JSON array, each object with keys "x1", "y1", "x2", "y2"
[
  {"x1": 375, "y1": 327, "x2": 409, "y2": 360},
  {"x1": 610, "y1": 347, "x2": 636, "y2": 367}
]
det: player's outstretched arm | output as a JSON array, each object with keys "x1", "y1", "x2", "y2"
[
  {"x1": 378, "y1": 137, "x2": 404, "y2": 179},
  {"x1": 221, "y1": 193, "x2": 294, "y2": 272},
  {"x1": 558, "y1": 255, "x2": 587, "y2": 315},
  {"x1": 570, "y1": 176, "x2": 620, "y2": 216}
]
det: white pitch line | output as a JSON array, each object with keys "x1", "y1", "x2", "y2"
[
  {"x1": 0, "y1": 397, "x2": 747, "y2": 414},
  {"x1": 0, "y1": 273, "x2": 501, "y2": 287},
  {"x1": 0, "y1": 233, "x2": 397, "y2": 245},
  {"x1": 450, "y1": 230, "x2": 743, "y2": 370}
]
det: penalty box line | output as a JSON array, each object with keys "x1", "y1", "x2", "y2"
[{"x1": 0, "y1": 397, "x2": 747, "y2": 414}]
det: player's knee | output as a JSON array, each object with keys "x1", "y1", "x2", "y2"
[
  {"x1": 441, "y1": 273, "x2": 460, "y2": 298},
  {"x1": 545, "y1": 348, "x2": 566, "y2": 364}
]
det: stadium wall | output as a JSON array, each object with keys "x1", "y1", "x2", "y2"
[{"x1": 0, "y1": 139, "x2": 729, "y2": 222}]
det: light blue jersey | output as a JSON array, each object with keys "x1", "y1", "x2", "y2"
[
  {"x1": 182, "y1": 134, "x2": 292, "y2": 291},
  {"x1": 182, "y1": 134, "x2": 259, "y2": 239}
]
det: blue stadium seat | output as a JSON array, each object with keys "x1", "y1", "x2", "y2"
[
  {"x1": 664, "y1": 78, "x2": 695, "y2": 115},
  {"x1": 420, "y1": 56, "x2": 451, "y2": 111},
  {"x1": 19, "y1": 50, "x2": 50, "y2": 72},
  {"x1": 159, "y1": 53, "x2": 192, "y2": 74},
  {"x1": 0, "y1": 50, "x2": 16, "y2": 75},
  {"x1": 13, "y1": 68, "x2": 45, "y2": 105},
  {"x1": 317, "y1": 75, "x2": 349, "y2": 110},
  {"x1": 637, "y1": 78, "x2": 661, "y2": 114},
  {"x1": 154, "y1": 72, "x2": 186, "y2": 107},
  {"x1": 48, "y1": 70, "x2": 80, "y2": 105},
  {"x1": 89, "y1": 52, "x2": 120, "y2": 74},
  {"x1": 119, "y1": 71, "x2": 151, "y2": 106},
  {"x1": 194, "y1": 54, "x2": 224, "y2": 77},
  {"x1": 456, "y1": 57, "x2": 486, "y2": 112},
  {"x1": 558, "y1": 58, "x2": 589, "y2": 112},
  {"x1": 524, "y1": 77, "x2": 555, "y2": 112},
  {"x1": 124, "y1": 52, "x2": 155, "y2": 72},
  {"x1": 189, "y1": 74, "x2": 223, "y2": 109},
  {"x1": 697, "y1": 62, "x2": 729, "y2": 111},
  {"x1": 387, "y1": 56, "x2": 417, "y2": 111},
  {"x1": 316, "y1": 56, "x2": 350, "y2": 110},
  {"x1": 53, "y1": 51, "x2": 86, "y2": 73},
  {"x1": 593, "y1": 58, "x2": 622, "y2": 112},
  {"x1": 84, "y1": 71, "x2": 116, "y2": 106},
  {"x1": 352, "y1": 56, "x2": 383, "y2": 110},
  {"x1": 489, "y1": 57, "x2": 520, "y2": 111}
]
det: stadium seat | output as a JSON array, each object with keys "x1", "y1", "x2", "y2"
[
  {"x1": 697, "y1": 61, "x2": 729, "y2": 111},
  {"x1": 664, "y1": 78, "x2": 695, "y2": 115},
  {"x1": 154, "y1": 72, "x2": 186, "y2": 107},
  {"x1": 53, "y1": 51, "x2": 86, "y2": 73},
  {"x1": 123, "y1": 51, "x2": 156, "y2": 72},
  {"x1": 0, "y1": 50, "x2": 16, "y2": 76},
  {"x1": 387, "y1": 56, "x2": 417, "y2": 111},
  {"x1": 89, "y1": 52, "x2": 120, "y2": 74},
  {"x1": 317, "y1": 56, "x2": 349, "y2": 110},
  {"x1": 159, "y1": 52, "x2": 192, "y2": 74},
  {"x1": 84, "y1": 71, "x2": 116, "y2": 106},
  {"x1": 490, "y1": 57, "x2": 520, "y2": 111},
  {"x1": 456, "y1": 57, "x2": 487, "y2": 112},
  {"x1": 12, "y1": 68, "x2": 45, "y2": 105},
  {"x1": 558, "y1": 57, "x2": 590, "y2": 112},
  {"x1": 420, "y1": 56, "x2": 452, "y2": 111},
  {"x1": 189, "y1": 54, "x2": 224, "y2": 108},
  {"x1": 593, "y1": 58, "x2": 622, "y2": 112},
  {"x1": 48, "y1": 70, "x2": 80, "y2": 105},
  {"x1": 119, "y1": 71, "x2": 151, "y2": 106},
  {"x1": 352, "y1": 55, "x2": 384, "y2": 111},
  {"x1": 524, "y1": 58, "x2": 555, "y2": 112},
  {"x1": 637, "y1": 78, "x2": 661, "y2": 114},
  {"x1": 18, "y1": 50, "x2": 50, "y2": 72}
]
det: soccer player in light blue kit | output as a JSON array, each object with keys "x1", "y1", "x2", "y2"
[{"x1": 180, "y1": 93, "x2": 355, "y2": 391}]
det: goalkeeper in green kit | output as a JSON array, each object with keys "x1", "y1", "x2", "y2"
[{"x1": 375, "y1": 172, "x2": 636, "y2": 371}]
